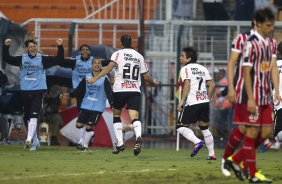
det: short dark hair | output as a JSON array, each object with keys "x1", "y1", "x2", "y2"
[
  {"x1": 120, "y1": 34, "x2": 132, "y2": 48},
  {"x1": 253, "y1": 8, "x2": 275, "y2": 24},
  {"x1": 92, "y1": 57, "x2": 102, "y2": 64},
  {"x1": 24, "y1": 39, "x2": 37, "y2": 47},
  {"x1": 79, "y1": 44, "x2": 91, "y2": 52},
  {"x1": 182, "y1": 47, "x2": 198, "y2": 63}
]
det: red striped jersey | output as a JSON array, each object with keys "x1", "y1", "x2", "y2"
[
  {"x1": 232, "y1": 30, "x2": 253, "y2": 102},
  {"x1": 237, "y1": 31, "x2": 273, "y2": 105}
]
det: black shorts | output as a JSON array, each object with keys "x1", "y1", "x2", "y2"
[
  {"x1": 77, "y1": 109, "x2": 102, "y2": 126},
  {"x1": 113, "y1": 92, "x2": 141, "y2": 111},
  {"x1": 21, "y1": 90, "x2": 45, "y2": 119},
  {"x1": 177, "y1": 102, "x2": 210, "y2": 126},
  {"x1": 274, "y1": 108, "x2": 282, "y2": 136}
]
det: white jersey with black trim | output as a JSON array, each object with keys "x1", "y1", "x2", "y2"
[
  {"x1": 274, "y1": 59, "x2": 282, "y2": 110},
  {"x1": 180, "y1": 63, "x2": 212, "y2": 106},
  {"x1": 110, "y1": 48, "x2": 148, "y2": 92}
]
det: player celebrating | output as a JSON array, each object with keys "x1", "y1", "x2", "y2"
[
  {"x1": 74, "y1": 57, "x2": 113, "y2": 151},
  {"x1": 87, "y1": 34, "x2": 158, "y2": 156},
  {"x1": 2, "y1": 38, "x2": 64, "y2": 150},
  {"x1": 176, "y1": 47, "x2": 216, "y2": 160}
]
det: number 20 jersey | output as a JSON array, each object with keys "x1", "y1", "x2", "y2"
[
  {"x1": 110, "y1": 48, "x2": 148, "y2": 93},
  {"x1": 180, "y1": 63, "x2": 212, "y2": 106}
]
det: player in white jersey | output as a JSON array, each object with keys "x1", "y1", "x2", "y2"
[
  {"x1": 87, "y1": 34, "x2": 158, "y2": 155},
  {"x1": 264, "y1": 42, "x2": 282, "y2": 150},
  {"x1": 177, "y1": 47, "x2": 216, "y2": 160}
]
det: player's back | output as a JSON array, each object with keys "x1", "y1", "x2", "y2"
[
  {"x1": 110, "y1": 48, "x2": 147, "y2": 93},
  {"x1": 180, "y1": 63, "x2": 212, "y2": 105}
]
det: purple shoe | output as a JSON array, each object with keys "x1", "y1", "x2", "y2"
[{"x1": 191, "y1": 141, "x2": 205, "y2": 157}]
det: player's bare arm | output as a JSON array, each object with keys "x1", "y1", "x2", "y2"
[
  {"x1": 207, "y1": 80, "x2": 215, "y2": 101},
  {"x1": 87, "y1": 61, "x2": 115, "y2": 84},
  {"x1": 177, "y1": 79, "x2": 190, "y2": 112},
  {"x1": 143, "y1": 72, "x2": 159, "y2": 87},
  {"x1": 243, "y1": 66, "x2": 257, "y2": 114},
  {"x1": 271, "y1": 59, "x2": 281, "y2": 102},
  {"x1": 227, "y1": 51, "x2": 240, "y2": 103},
  {"x1": 56, "y1": 38, "x2": 63, "y2": 46}
]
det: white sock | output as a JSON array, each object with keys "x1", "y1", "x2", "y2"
[
  {"x1": 201, "y1": 129, "x2": 215, "y2": 156},
  {"x1": 113, "y1": 123, "x2": 123, "y2": 146},
  {"x1": 84, "y1": 131, "x2": 94, "y2": 148},
  {"x1": 27, "y1": 118, "x2": 37, "y2": 142},
  {"x1": 32, "y1": 132, "x2": 39, "y2": 144},
  {"x1": 264, "y1": 138, "x2": 270, "y2": 145},
  {"x1": 133, "y1": 120, "x2": 142, "y2": 138},
  {"x1": 276, "y1": 131, "x2": 282, "y2": 142},
  {"x1": 177, "y1": 127, "x2": 201, "y2": 144},
  {"x1": 78, "y1": 126, "x2": 86, "y2": 144}
]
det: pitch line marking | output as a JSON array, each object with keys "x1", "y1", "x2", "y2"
[{"x1": 0, "y1": 168, "x2": 177, "y2": 181}]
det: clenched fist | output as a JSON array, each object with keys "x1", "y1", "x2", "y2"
[
  {"x1": 4, "y1": 39, "x2": 12, "y2": 46},
  {"x1": 56, "y1": 38, "x2": 63, "y2": 46}
]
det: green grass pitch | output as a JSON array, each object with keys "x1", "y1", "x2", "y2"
[{"x1": 0, "y1": 145, "x2": 282, "y2": 184}]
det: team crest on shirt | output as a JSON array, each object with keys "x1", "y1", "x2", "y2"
[{"x1": 260, "y1": 60, "x2": 270, "y2": 73}]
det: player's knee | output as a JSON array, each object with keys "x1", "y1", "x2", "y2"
[
  {"x1": 76, "y1": 123, "x2": 83, "y2": 129},
  {"x1": 238, "y1": 125, "x2": 246, "y2": 134},
  {"x1": 131, "y1": 119, "x2": 140, "y2": 124},
  {"x1": 261, "y1": 128, "x2": 273, "y2": 138},
  {"x1": 199, "y1": 125, "x2": 209, "y2": 130},
  {"x1": 176, "y1": 126, "x2": 185, "y2": 134},
  {"x1": 86, "y1": 127, "x2": 93, "y2": 132},
  {"x1": 113, "y1": 117, "x2": 121, "y2": 123}
]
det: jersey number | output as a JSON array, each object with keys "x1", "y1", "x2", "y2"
[
  {"x1": 197, "y1": 77, "x2": 203, "y2": 90},
  {"x1": 123, "y1": 63, "x2": 140, "y2": 80}
]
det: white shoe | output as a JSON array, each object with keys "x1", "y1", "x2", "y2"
[
  {"x1": 30, "y1": 138, "x2": 40, "y2": 151},
  {"x1": 270, "y1": 141, "x2": 281, "y2": 150},
  {"x1": 221, "y1": 158, "x2": 231, "y2": 176}
]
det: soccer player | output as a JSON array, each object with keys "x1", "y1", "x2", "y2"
[
  {"x1": 59, "y1": 44, "x2": 93, "y2": 149},
  {"x1": 87, "y1": 34, "x2": 158, "y2": 156},
  {"x1": 264, "y1": 42, "x2": 282, "y2": 151},
  {"x1": 222, "y1": 14, "x2": 278, "y2": 177},
  {"x1": 2, "y1": 38, "x2": 64, "y2": 150},
  {"x1": 176, "y1": 47, "x2": 216, "y2": 160},
  {"x1": 221, "y1": 21, "x2": 256, "y2": 176},
  {"x1": 74, "y1": 57, "x2": 113, "y2": 151},
  {"x1": 225, "y1": 8, "x2": 280, "y2": 183}
]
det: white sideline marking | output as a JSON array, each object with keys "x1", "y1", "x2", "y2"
[{"x1": 0, "y1": 168, "x2": 177, "y2": 181}]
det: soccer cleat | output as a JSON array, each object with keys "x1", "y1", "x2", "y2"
[
  {"x1": 260, "y1": 141, "x2": 274, "y2": 153},
  {"x1": 207, "y1": 154, "x2": 216, "y2": 160},
  {"x1": 24, "y1": 141, "x2": 32, "y2": 150},
  {"x1": 133, "y1": 137, "x2": 142, "y2": 156},
  {"x1": 112, "y1": 144, "x2": 125, "y2": 154},
  {"x1": 76, "y1": 143, "x2": 83, "y2": 150},
  {"x1": 248, "y1": 171, "x2": 272, "y2": 183},
  {"x1": 224, "y1": 157, "x2": 244, "y2": 181},
  {"x1": 191, "y1": 141, "x2": 205, "y2": 157},
  {"x1": 221, "y1": 158, "x2": 231, "y2": 176},
  {"x1": 80, "y1": 146, "x2": 88, "y2": 152}
]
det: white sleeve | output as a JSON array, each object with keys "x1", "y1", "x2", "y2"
[{"x1": 180, "y1": 67, "x2": 190, "y2": 82}]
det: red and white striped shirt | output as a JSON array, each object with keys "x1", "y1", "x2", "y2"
[{"x1": 239, "y1": 31, "x2": 273, "y2": 105}]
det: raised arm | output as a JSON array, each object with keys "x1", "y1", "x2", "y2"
[
  {"x1": 87, "y1": 61, "x2": 116, "y2": 84},
  {"x1": 2, "y1": 39, "x2": 22, "y2": 66},
  {"x1": 42, "y1": 38, "x2": 65, "y2": 68}
]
